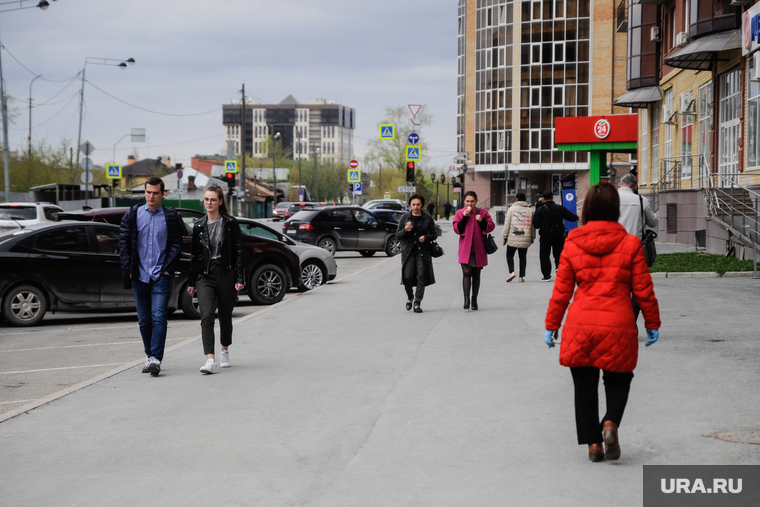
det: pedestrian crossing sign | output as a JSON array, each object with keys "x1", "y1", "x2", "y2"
[
  {"x1": 106, "y1": 164, "x2": 122, "y2": 179},
  {"x1": 348, "y1": 170, "x2": 361, "y2": 183},
  {"x1": 225, "y1": 160, "x2": 237, "y2": 173},
  {"x1": 379, "y1": 124, "x2": 395, "y2": 140},
  {"x1": 405, "y1": 146, "x2": 421, "y2": 162}
]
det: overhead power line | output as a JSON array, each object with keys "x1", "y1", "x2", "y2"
[{"x1": 85, "y1": 80, "x2": 221, "y2": 117}]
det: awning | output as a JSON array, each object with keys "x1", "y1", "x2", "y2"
[
  {"x1": 663, "y1": 29, "x2": 741, "y2": 70},
  {"x1": 614, "y1": 86, "x2": 663, "y2": 108}
]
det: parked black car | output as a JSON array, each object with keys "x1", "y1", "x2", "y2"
[
  {"x1": 53, "y1": 207, "x2": 302, "y2": 315},
  {"x1": 0, "y1": 222, "x2": 191, "y2": 326},
  {"x1": 283, "y1": 206, "x2": 402, "y2": 257}
]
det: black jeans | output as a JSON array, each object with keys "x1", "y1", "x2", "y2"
[
  {"x1": 402, "y1": 251, "x2": 426, "y2": 304},
  {"x1": 196, "y1": 262, "x2": 237, "y2": 356},
  {"x1": 570, "y1": 367, "x2": 634, "y2": 445},
  {"x1": 539, "y1": 235, "x2": 565, "y2": 278},
  {"x1": 506, "y1": 246, "x2": 528, "y2": 277}
]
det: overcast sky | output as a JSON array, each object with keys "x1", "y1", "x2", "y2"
[{"x1": 1, "y1": 0, "x2": 458, "y2": 172}]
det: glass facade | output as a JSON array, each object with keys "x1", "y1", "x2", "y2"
[
  {"x1": 474, "y1": 0, "x2": 514, "y2": 168},
  {"x1": 518, "y1": 0, "x2": 591, "y2": 165},
  {"x1": 626, "y1": 0, "x2": 658, "y2": 90},
  {"x1": 457, "y1": 0, "x2": 466, "y2": 154}
]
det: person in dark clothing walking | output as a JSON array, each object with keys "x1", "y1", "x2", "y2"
[
  {"x1": 396, "y1": 193, "x2": 437, "y2": 313},
  {"x1": 119, "y1": 177, "x2": 184, "y2": 376},
  {"x1": 533, "y1": 189, "x2": 578, "y2": 281},
  {"x1": 187, "y1": 185, "x2": 245, "y2": 374},
  {"x1": 426, "y1": 202, "x2": 435, "y2": 217},
  {"x1": 443, "y1": 201, "x2": 452, "y2": 220}
]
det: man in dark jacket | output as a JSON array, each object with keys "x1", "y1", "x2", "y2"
[
  {"x1": 533, "y1": 189, "x2": 578, "y2": 281},
  {"x1": 119, "y1": 177, "x2": 184, "y2": 376},
  {"x1": 443, "y1": 201, "x2": 452, "y2": 220}
]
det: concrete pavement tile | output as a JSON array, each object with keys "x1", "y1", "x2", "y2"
[{"x1": 666, "y1": 271, "x2": 720, "y2": 278}]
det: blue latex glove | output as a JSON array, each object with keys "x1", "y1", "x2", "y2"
[
  {"x1": 544, "y1": 330, "x2": 556, "y2": 348},
  {"x1": 645, "y1": 329, "x2": 659, "y2": 347}
]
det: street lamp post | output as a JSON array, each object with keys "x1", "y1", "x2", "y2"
[
  {"x1": 76, "y1": 56, "x2": 135, "y2": 206},
  {"x1": 271, "y1": 130, "x2": 281, "y2": 215},
  {"x1": 311, "y1": 144, "x2": 320, "y2": 202},
  {"x1": 0, "y1": 0, "x2": 56, "y2": 201}
]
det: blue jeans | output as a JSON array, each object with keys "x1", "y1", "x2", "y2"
[{"x1": 132, "y1": 274, "x2": 173, "y2": 360}]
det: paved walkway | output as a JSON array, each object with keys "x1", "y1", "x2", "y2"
[{"x1": 1, "y1": 226, "x2": 759, "y2": 506}]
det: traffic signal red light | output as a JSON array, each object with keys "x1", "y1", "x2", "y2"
[
  {"x1": 406, "y1": 161, "x2": 415, "y2": 183},
  {"x1": 226, "y1": 172, "x2": 236, "y2": 188}
]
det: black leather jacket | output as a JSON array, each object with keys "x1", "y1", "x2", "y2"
[{"x1": 188, "y1": 214, "x2": 245, "y2": 287}]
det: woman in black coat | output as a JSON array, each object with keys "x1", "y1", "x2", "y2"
[{"x1": 395, "y1": 193, "x2": 437, "y2": 313}]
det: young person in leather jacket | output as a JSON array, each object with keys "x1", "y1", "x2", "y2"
[{"x1": 187, "y1": 185, "x2": 245, "y2": 374}]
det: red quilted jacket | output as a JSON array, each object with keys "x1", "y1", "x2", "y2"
[{"x1": 545, "y1": 221, "x2": 661, "y2": 372}]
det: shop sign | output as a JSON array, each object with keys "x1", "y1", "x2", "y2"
[{"x1": 743, "y1": 3, "x2": 760, "y2": 56}]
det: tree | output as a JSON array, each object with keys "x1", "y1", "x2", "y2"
[
  {"x1": 1, "y1": 139, "x2": 80, "y2": 192},
  {"x1": 364, "y1": 105, "x2": 435, "y2": 203}
]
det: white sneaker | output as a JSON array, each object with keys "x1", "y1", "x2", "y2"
[
  {"x1": 200, "y1": 358, "x2": 217, "y2": 374},
  {"x1": 220, "y1": 350, "x2": 230, "y2": 368}
]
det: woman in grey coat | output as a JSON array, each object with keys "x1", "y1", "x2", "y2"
[
  {"x1": 501, "y1": 192, "x2": 535, "y2": 283},
  {"x1": 395, "y1": 193, "x2": 437, "y2": 313}
]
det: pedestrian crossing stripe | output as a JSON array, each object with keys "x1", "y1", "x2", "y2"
[
  {"x1": 379, "y1": 124, "x2": 395, "y2": 140},
  {"x1": 106, "y1": 164, "x2": 121, "y2": 179},
  {"x1": 348, "y1": 170, "x2": 361, "y2": 182},
  {"x1": 405, "y1": 146, "x2": 421, "y2": 161},
  {"x1": 225, "y1": 160, "x2": 237, "y2": 173}
]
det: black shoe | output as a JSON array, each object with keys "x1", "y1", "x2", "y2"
[
  {"x1": 463, "y1": 296, "x2": 470, "y2": 310},
  {"x1": 471, "y1": 297, "x2": 478, "y2": 311},
  {"x1": 148, "y1": 361, "x2": 161, "y2": 376},
  {"x1": 406, "y1": 301, "x2": 413, "y2": 311},
  {"x1": 413, "y1": 305, "x2": 423, "y2": 313}
]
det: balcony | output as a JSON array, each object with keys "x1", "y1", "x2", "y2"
[{"x1": 617, "y1": 0, "x2": 628, "y2": 32}]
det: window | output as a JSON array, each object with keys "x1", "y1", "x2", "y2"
[
  {"x1": 353, "y1": 210, "x2": 378, "y2": 225},
  {"x1": 0, "y1": 206, "x2": 36, "y2": 220},
  {"x1": 239, "y1": 222, "x2": 279, "y2": 241},
  {"x1": 670, "y1": 8, "x2": 676, "y2": 50},
  {"x1": 94, "y1": 227, "x2": 120, "y2": 254},
  {"x1": 664, "y1": 89, "x2": 674, "y2": 181},
  {"x1": 35, "y1": 227, "x2": 90, "y2": 253},
  {"x1": 681, "y1": 113, "x2": 693, "y2": 179},
  {"x1": 747, "y1": 63, "x2": 760, "y2": 170},
  {"x1": 43, "y1": 206, "x2": 63, "y2": 221},
  {"x1": 652, "y1": 102, "x2": 660, "y2": 183}
]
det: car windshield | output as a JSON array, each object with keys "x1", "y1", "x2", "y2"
[
  {"x1": 0, "y1": 206, "x2": 36, "y2": 220},
  {"x1": 289, "y1": 209, "x2": 321, "y2": 221}
]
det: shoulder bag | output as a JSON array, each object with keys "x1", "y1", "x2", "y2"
[
  {"x1": 430, "y1": 240, "x2": 445, "y2": 258},
  {"x1": 476, "y1": 208, "x2": 498, "y2": 255},
  {"x1": 639, "y1": 195, "x2": 657, "y2": 267}
]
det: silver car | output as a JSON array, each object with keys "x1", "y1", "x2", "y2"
[{"x1": 237, "y1": 218, "x2": 337, "y2": 291}]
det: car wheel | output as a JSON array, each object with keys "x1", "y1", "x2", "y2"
[
  {"x1": 298, "y1": 261, "x2": 326, "y2": 291},
  {"x1": 385, "y1": 237, "x2": 402, "y2": 257},
  {"x1": 359, "y1": 250, "x2": 375, "y2": 257},
  {"x1": 179, "y1": 285, "x2": 201, "y2": 319},
  {"x1": 2, "y1": 284, "x2": 47, "y2": 327},
  {"x1": 248, "y1": 264, "x2": 287, "y2": 305},
  {"x1": 318, "y1": 237, "x2": 337, "y2": 255}
]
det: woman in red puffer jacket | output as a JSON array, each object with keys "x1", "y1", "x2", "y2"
[{"x1": 544, "y1": 181, "x2": 661, "y2": 463}]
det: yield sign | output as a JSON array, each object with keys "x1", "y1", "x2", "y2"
[{"x1": 408, "y1": 104, "x2": 422, "y2": 118}]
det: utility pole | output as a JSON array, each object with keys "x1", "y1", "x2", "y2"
[{"x1": 239, "y1": 84, "x2": 246, "y2": 217}]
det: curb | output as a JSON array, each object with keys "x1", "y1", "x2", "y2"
[{"x1": 651, "y1": 271, "x2": 758, "y2": 278}]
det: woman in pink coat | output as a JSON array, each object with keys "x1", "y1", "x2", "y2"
[{"x1": 452, "y1": 191, "x2": 495, "y2": 310}]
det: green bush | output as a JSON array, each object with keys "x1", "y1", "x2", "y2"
[{"x1": 649, "y1": 252, "x2": 756, "y2": 275}]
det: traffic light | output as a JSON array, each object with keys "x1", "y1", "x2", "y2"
[
  {"x1": 225, "y1": 172, "x2": 236, "y2": 189},
  {"x1": 406, "y1": 161, "x2": 415, "y2": 183}
]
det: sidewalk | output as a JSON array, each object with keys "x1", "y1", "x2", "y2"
[{"x1": 1, "y1": 229, "x2": 759, "y2": 506}]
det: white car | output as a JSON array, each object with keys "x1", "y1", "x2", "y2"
[
  {"x1": 0, "y1": 202, "x2": 63, "y2": 234},
  {"x1": 362, "y1": 199, "x2": 407, "y2": 211},
  {"x1": 237, "y1": 218, "x2": 337, "y2": 291}
]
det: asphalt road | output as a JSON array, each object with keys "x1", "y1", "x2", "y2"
[
  {"x1": 0, "y1": 251, "x2": 393, "y2": 415},
  {"x1": 1, "y1": 226, "x2": 758, "y2": 506}
]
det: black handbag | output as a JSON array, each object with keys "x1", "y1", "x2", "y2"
[
  {"x1": 430, "y1": 240, "x2": 444, "y2": 258},
  {"x1": 639, "y1": 195, "x2": 657, "y2": 267},
  {"x1": 484, "y1": 233, "x2": 498, "y2": 255}
]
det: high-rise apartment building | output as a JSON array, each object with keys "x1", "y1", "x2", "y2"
[
  {"x1": 457, "y1": 0, "x2": 628, "y2": 205},
  {"x1": 222, "y1": 95, "x2": 355, "y2": 164}
]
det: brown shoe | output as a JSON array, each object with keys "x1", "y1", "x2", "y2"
[
  {"x1": 518, "y1": 277, "x2": 524, "y2": 283},
  {"x1": 603, "y1": 421, "x2": 621, "y2": 460},
  {"x1": 588, "y1": 443, "x2": 605, "y2": 462},
  {"x1": 506, "y1": 272, "x2": 516, "y2": 283}
]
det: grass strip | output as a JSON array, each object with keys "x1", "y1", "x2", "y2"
[{"x1": 650, "y1": 252, "x2": 756, "y2": 275}]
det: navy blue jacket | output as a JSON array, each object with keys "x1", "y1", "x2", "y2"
[{"x1": 119, "y1": 204, "x2": 184, "y2": 279}]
